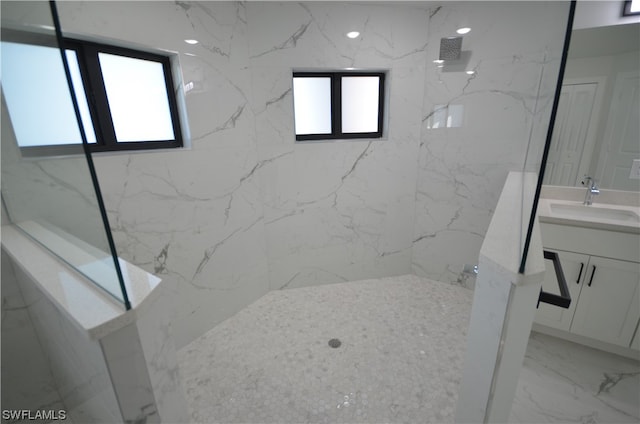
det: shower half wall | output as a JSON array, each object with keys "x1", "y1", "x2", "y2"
[{"x1": 54, "y1": 1, "x2": 570, "y2": 349}]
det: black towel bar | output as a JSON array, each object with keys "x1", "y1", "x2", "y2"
[{"x1": 537, "y1": 250, "x2": 571, "y2": 309}]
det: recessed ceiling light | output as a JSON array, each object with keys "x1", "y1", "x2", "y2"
[
  {"x1": 456, "y1": 27, "x2": 471, "y2": 35},
  {"x1": 346, "y1": 31, "x2": 360, "y2": 39},
  {"x1": 184, "y1": 39, "x2": 199, "y2": 45}
]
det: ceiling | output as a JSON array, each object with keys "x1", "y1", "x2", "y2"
[{"x1": 568, "y1": 23, "x2": 640, "y2": 59}]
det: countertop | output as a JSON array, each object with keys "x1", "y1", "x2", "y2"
[{"x1": 537, "y1": 186, "x2": 640, "y2": 234}]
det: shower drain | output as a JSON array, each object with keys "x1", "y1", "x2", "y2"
[{"x1": 328, "y1": 338, "x2": 341, "y2": 348}]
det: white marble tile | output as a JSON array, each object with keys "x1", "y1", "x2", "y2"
[
  {"x1": 3, "y1": 235, "x2": 188, "y2": 423},
  {"x1": 511, "y1": 331, "x2": 640, "y2": 423},
  {"x1": 456, "y1": 255, "x2": 515, "y2": 422},
  {"x1": 9, "y1": 257, "x2": 122, "y2": 423},
  {"x1": 90, "y1": 147, "x2": 270, "y2": 348},
  {"x1": 1, "y1": 101, "x2": 112, "y2": 253},
  {"x1": 55, "y1": 1, "x2": 270, "y2": 350},
  {"x1": 134, "y1": 280, "x2": 190, "y2": 423},
  {"x1": 412, "y1": 1, "x2": 569, "y2": 284},
  {"x1": 1, "y1": 250, "x2": 65, "y2": 421},
  {"x1": 100, "y1": 324, "x2": 160, "y2": 423},
  {"x1": 49, "y1": 1, "x2": 571, "y2": 351},
  {"x1": 247, "y1": 2, "x2": 430, "y2": 69},
  {"x1": 250, "y1": 1, "x2": 427, "y2": 290},
  {"x1": 457, "y1": 171, "x2": 546, "y2": 422}
]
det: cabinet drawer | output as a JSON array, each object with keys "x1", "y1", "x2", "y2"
[{"x1": 540, "y1": 223, "x2": 640, "y2": 262}]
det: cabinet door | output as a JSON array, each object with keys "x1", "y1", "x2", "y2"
[
  {"x1": 571, "y1": 257, "x2": 640, "y2": 347},
  {"x1": 535, "y1": 250, "x2": 589, "y2": 331}
]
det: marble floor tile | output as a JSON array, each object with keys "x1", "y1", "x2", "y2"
[
  {"x1": 511, "y1": 332, "x2": 640, "y2": 424},
  {"x1": 178, "y1": 274, "x2": 640, "y2": 424}
]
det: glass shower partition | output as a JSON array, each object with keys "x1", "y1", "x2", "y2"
[{"x1": 1, "y1": 1, "x2": 130, "y2": 309}]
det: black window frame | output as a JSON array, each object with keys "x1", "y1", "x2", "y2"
[
  {"x1": 293, "y1": 71, "x2": 385, "y2": 142},
  {"x1": 623, "y1": 0, "x2": 640, "y2": 16},
  {"x1": 1, "y1": 29, "x2": 183, "y2": 157}
]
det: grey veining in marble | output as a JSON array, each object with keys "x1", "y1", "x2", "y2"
[
  {"x1": 53, "y1": 1, "x2": 570, "y2": 349},
  {"x1": 511, "y1": 331, "x2": 640, "y2": 424},
  {"x1": 1, "y1": 250, "x2": 66, "y2": 422}
]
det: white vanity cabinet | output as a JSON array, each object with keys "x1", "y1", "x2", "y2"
[
  {"x1": 536, "y1": 222, "x2": 640, "y2": 350},
  {"x1": 570, "y1": 256, "x2": 640, "y2": 347}
]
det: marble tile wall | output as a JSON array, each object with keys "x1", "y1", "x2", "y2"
[
  {"x1": 52, "y1": 1, "x2": 569, "y2": 348},
  {"x1": 247, "y1": 1, "x2": 429, "y2": 289},
  {"x1": 133, "y1": 280, "x2": 190, "y2": 423},
  {"x1": 1, "y1": 250, "x2": 65, "y2": 423},
  {"x1": 2, "y1": 224, "x2": 189, "y2": 423},
  {"x1": 6, "y1": 251, "x2": 122, "y2": 423},
  {"x1": 412, "y1": 1, "x2": 569, "y2": 284},
  {"x1": 1, "y1": 93, "x2": 112, "y2": 253},
  {"x1": 57, "y1": 1, "x2": 270, "y2": 349}
]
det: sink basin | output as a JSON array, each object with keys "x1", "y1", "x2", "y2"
[{"x1": 550, "y1": 203, "x2": 640, "y2": 223}]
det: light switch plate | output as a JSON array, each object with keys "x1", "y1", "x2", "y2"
[{"x1": 630, "y1": 159, "x2": 640, "y2": 179}]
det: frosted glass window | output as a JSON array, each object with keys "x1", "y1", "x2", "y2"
[
  {"x1": 447, "y1": 104, "x2": 464, "y2": 128},
  {"x1": 293, "y1": 71, "x2": 385, "y2": 141},
  {"x1": 99, "y1": 53, "x2": 175, "y2": 142},
  {"x1": 426, "y1": 104, "x2": 464, "y2": 129},
  {"x1": 341, "y1": 76, "x2": 380, "y2": 133},
  {"x1": 1, "y1": 42, "x2": 95, "y2": 146},
  {"x1": 66, "y1": 50, "x2": 97, "y2": 144},
  {"x1": 293, "y1": 77, "x2": 332, "y2": 135}
]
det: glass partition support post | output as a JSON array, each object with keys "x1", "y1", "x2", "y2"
[
  {"x1": 48, "y1": 0, "x2": 131, "y2": 310},
  {"x1": 519, "y1": 0, "x2": 577, "y2": 275}
]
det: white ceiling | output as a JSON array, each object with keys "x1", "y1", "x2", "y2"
[{"x1": 568, "y1": 22, "x2": 640, "y2": 59}]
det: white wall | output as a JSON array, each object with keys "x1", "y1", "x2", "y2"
[
  {"x1": 50, "y1": 1, "x2": 569, "y2": 349},
  {"x1": 565, "y1": 50, "x2": 640, "y2": 179}
]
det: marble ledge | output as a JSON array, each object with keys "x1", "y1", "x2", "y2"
[
  {"x1": 480, "y1": 171, "x2": 545, "y2": 284},
  {"x1": 1, "y1": 224, "x2": 163, "y2": 341}
]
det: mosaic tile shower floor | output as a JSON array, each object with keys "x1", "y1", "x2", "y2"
[
  {"x1": 178, "y1": 275, "x2": 471, "y2": 423},
  {"x1": 178, "y1": 275, "x2": 639, "y2": 423}
]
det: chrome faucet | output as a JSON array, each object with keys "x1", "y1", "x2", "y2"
[{"x1": 582, "y1": 175, "x2": 599, "y2": 205}]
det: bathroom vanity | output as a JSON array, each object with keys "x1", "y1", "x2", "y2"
[{"x1": 534, "y1": 186, "x2": 640, "y2": 358}]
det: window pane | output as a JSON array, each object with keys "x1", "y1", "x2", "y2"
[
  {"x1": 293, "y1": 77, "x2": 332, "y2": 135},
  {"x1": 66, "y1": 50, "x2": 97, "y2": 144},
  {"x1": 1, "y1": 42, "x2": 95, "y2": 146},
  {"x1": 98, "y1": 53, "x2": 175, "y2": 142},
  {"x1": 341, "y1": 76, "x2": 380, "y2": 133}
]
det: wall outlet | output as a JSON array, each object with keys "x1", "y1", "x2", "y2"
[{"x1": 630, "y1": 159, "x2": 640, "y2": 179}]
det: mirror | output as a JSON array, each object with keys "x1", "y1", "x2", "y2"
[{"x1": 543, "y1": 17, "x2": 639, "y2": 191}]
